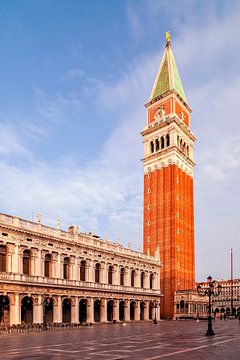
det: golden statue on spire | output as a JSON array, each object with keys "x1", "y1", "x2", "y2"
[{"x1": 166, "y1": 31, "x2": 171, "y2": 44}]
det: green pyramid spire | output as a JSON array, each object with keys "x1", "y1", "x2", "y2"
[{"x1": 150, "y1": 35, "x2": 187, "y2": 104}]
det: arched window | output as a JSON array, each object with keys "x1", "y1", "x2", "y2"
[
  {"x1": 108, "y1": 265, "x2": 113, "y2": 285},
  {"x1": 0, "y1": 245, "x2": 7, "y2": 273},
  {"x1": 155, "y1": 138, "x2": 160, "y2": 151},
  {"x1": 141, "y1": 272, "x2": 145, "y2": 288},
  {"x1": 120, "y1": 268, "x2": 125, "y2": 286},
  {"x1": 177, "y1": 135, "x2": 180, "y2": 147},
  {"x1": 180, "y1": 300, "x2": 185, "y2": 309},
  {"x1": 187, "y1": 145, "x2": 189, "y2": 156},
  {"x1": 166, "y1": 134, "x2": 170, "y2": 147},
  {"x1": 150, "y1": 141, "x2": 154, "y2": 153},
  {"x1": 23, "y1": 250, "x2": 31, "y2": 275},
  {"x1": 44, "y1": 254, "x2": 52, "y2": 277},
  {"x1": 63, "y1": 257, "x2": 70, "y2": 280},
  {"x1": 180, "y1": 138, "x2": 183, "y2": 150},
  {"x1": 80, "y1": 260, "x2": 86, "y2": 281},
  {"x1": 95, "y1": 263, "x2": 100, "y2": 283},
  {"x1": 149, "y1": 273, "x2": 154, "y2": 289},
  {"x1": 161, "y1": 136, "x2": 164, "y2": 149},
  {"x1": 131, "y1": 270, "x2": 135, "y2": 287}
]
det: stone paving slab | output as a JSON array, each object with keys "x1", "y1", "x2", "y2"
[{"x1": 0, "y1": 320, "x2": 240, "y2": 359}]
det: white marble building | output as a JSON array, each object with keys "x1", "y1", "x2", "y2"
[{"x1": 0, "y1": 213, "x2": 161, "y2": 326}]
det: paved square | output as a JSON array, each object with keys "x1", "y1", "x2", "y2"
[{"x1": 1, "y1": 320, "x2": 240, "y2": 359}]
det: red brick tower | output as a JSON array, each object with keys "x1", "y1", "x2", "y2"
[{"x1": 142, "y1": 33, "x2": 196, "y2": 319}]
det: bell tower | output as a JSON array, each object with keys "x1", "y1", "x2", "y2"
[{"x1": 142, "y1": 33, "x2": 196, "y2": 319}]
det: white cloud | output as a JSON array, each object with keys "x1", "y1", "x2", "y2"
[{"x1": 61, "y1": 68, "x2": 85, "y2": 81}]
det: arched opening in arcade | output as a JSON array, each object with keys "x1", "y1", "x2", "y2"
[
  {"x1": 131, "y1": 270, "x2": 135, "y2": 287},
  {"x1": 220, "y1": 308, "x2": 225, "y2": 314},
  {"x1": 95, "y1": 263, "x2": 101, "y2": 283},
  {"x1": 141, "y1": 272, "x2": 145, "y2": 289},
  {"x1": 237, "y1": 307, "x2": 240, "y2": 316},
  {"x1": 140, "y1": 302, "x2": 145, "y2": 320},
  {"x1": 94, "y1": 299, "x2": 101, "y2": 322},
  {"x1": 62, "y1": 298, "x2": 71, "y2": 323},
  {"x1": 0, "y1": 245, "x2": 7, "y2": 272},
  {"x1": 0, "y1": 295, "x2": 10, "y2": 324},
  {"x1": 44, "y1": 297, "x2": 53, "y2": 323},
  {"x1": 149, "y1": 302, "x2": 154, "y2": 320},
  {"x1": 120, "y1": 268, "x2": 125, "y2": 286},
  {"x1": 232, "y1": 307, "x2": 237, "y2": 316},
  {"x1": 226, "y1": 307, "x2": 231, "y2": 316},
  {"x1": 180, "y1": 300, "x2": 185, "y2": 312},
  {"x1": 149, "y1": 274, "x2": 153, "y2": 289},
  {"x1": 21, "y1": 296, "x2": 33, "y2": 323},
  {"x1": 80, "y1": 260, "x2": 86, "y2": 281},
  {"x1": 44, "y1": 254, "x2": 52, "y2": 278},
  {"x1": 63, "y1": 257, "x2": 70, "y2": 280},
  {"x1": 79, "y1": 299, "x2": 87, "y2": 323},
  {"x1": 130, "y1": 301, "x2": 135, "y2": 321},
  {"x1": 108, "y1": 266, "x2": 113, "y2": 285},
  {"x1": 119, "y1": 301, "x2": 125, "y2": 321},
  {"x1": 107, "y1": 300, "x2": 113, "y2": 322},
  {"x1": 23, "y1": 250, "x2": 31, "y2": 275}
]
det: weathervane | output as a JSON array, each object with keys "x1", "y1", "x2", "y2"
[{"x1": 166, "y1": 31, "x2": 171, "y2": 44}]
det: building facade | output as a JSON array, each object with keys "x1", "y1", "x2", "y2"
[
  {"x1": 142, "y1": 34, "x2": 196, "y2": 319},
  {"x1": 0, "y1": 213, "x2": 161, "y2": 326},
  {"x1": 174, "y1": 279, "x2": 240, "y2": 319}
]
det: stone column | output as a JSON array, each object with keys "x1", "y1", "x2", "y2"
[
  {"x1": 12, "y1": 245, "x2": 19, "y2": 273},
  {"x1": 114, "y1": 265, "x2": 120, "y2": 286},
  {"x1": 88, "y1": 260, "x2": 94, "y2": 283},
  {"x1": 144, "y1": 301, "x2": 149, "y2": 320},
  {"x1": 113, "y1": 299, "x2": 119, "y2": 322},
  {"x1": 53, "y1": 295, "x2": 62, "y2": 323},
  {"x1": 10, "y1": 293, "x2": 21, "y2": 325},
  {"x1": 100, "y1": 298, "x2": 107, "y2": 322},
  {"x1": 71, "y1": 297, "x2": 79, "y2": 324},
  {"x1": 145, "y1": 272, "x2": 150, "y2": 290},
  {"x1": 87, "y1": 298, "x2": 94, "y2": 324},
  {"x1": 57, "y1": 254, "x2": 62, "y2": 279},
  {"x1": 102, "y1": 263, "x2": 107, "y2": 284},
  {"x1": 74, "y1": 259, "x2": 80, "y2": 281},
  {"x1": 33, "y1": 295, "x2": 43, "y2": 324},
  {"x1": 51, "y1": 254, "x2": 57, "y2": 278},
  {"x1": 124, "y1": 300, "x2": 130, "y2": 322},
  {"x1": 135, "y1": 270, "x2": 140, "y2": 288}
]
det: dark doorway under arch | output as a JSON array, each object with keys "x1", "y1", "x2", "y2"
[
  {"x1": 0, "y1": 295, "x2": 10, "y2": 324},
  {"x1": 107, "y1": 300, "x2": 113, "y2": 322},
  {"x1": 62, "y1": 298, "x2": 71, "y2": 323},
  {"x1": 79, "y1": 299, "x2": 87, "y2": 323},
  {"x1": 130, "y1": 301, "x2": 135, "y2": 321},
  {"x1": 119, "y1": 301, "x2": 125, "y2": 321},
  {"x1": 44, "y1": 297, "x2": 53, "y2": 323},
  {"x1": 94, "y1": 300, "x2": 101, "y2": 322},
  {"x1": 21, "y1": 296, "x2": 33, "y2": 323},
  {"x1": 140, "y1": 302, "x2": 144, "y2": 320}
]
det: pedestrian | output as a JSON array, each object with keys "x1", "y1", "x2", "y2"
[
  {"x1": 224, "y1": 313, "x2": 227, "y2": 320},
  {"x1": 220, "y1": 314, "x2": 222, "y2": 320}
]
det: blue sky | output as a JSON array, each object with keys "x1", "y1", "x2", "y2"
[{"x1": 0, "y1": 0, "x2": 239, "y2": 281}]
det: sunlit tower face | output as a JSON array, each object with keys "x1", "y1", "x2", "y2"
[{"x1": 141, "y1": 33, "x2": 196, "y2": 319}]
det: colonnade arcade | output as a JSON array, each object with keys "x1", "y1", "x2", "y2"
[
  {"x1": 0, "y1": 293, "x2": 160, "y2": 325},
  {"x1": 0, "y1": 244, "x2": 157, "y2": 290}
]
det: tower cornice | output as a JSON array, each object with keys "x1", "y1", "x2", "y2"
[
  {"x1": 145, "y1": 89, "x2": 192, "y2": 113},
  {"x1": 141, "y1": 114, "x2": 196, "y2": 142}
]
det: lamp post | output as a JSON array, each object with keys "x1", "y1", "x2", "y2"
[
  {"x1": 153, "y1": 301, "x2": 158, "y2": 324},
  {"x1": 197, "y1": 275, "x2": 222, "y2": 336}
]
